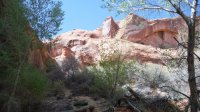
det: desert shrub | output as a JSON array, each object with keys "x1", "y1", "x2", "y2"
[
  {"x1": 126, "y1": 62, "x2": 182, "y2": 111},
  {"x1": 127, "y1": 62, "x2": 191, "y2": 100},
  {"x1": 45, "y1": 57, "x2": 58, "y2": 73},
  {"x1": 0, "y1": 63, "x2": 48, "y2": 112},
  {"x1": 61, "y1": 56, "x2": 80, "y2": 77},
  {"x1": 46, "y1": 80, "x2": 65, "y2": 101},
  {"x1": 45, "y1": 59, "x2": 67, "y2": 100},
  {"x1": 65, "y1": 69, "x2": 95, "y2": 96},
  {"x1": 90, "y1": 40, "x2": 132, "y2": 104},
  {"x1": 47, "y1": 67, "x2": 66, "y2": 83},
  {"x1": 20, "y1": 64, "x2": 48, "y2": 112},
  {"x1": 128, "y1": 62, "x2": 173, "y2": 94},
  {"x1": 62, "y1": 54, "x2": 130, "y2": 103},
  {"x1": 89, "y1": 55, "x2": 130, "y2": 104},
  {"x1": 20, "y1": 64, "x2": 48, "y2": 99}
]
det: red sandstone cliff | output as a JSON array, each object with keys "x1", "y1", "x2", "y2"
[{"x1": 49, "y1": 13, "x2": 199, "y2": 67}]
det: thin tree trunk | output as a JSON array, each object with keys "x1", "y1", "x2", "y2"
[
  {"x1": 187, "y1": 26, "x2": 198, "y2": 112},
  {"x1": 109, "y1": 57, "x2": 120, "y2": 103}
]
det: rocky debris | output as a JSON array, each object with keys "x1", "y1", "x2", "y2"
[
  {"x1": 41, "y1": 98, "x2": 74, "y2": 112},
  {"x1": 113, "y1": 87, "x2": 180, "y2": 112},
  {"x1": 42, "y1": 91, "x2": 110, "y2": 112}
]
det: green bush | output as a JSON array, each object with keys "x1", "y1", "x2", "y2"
[
  {"x1": 64, "y1": 69, "x2": 94, "y2": 96},
  {"x1": 0, "y1": 0, "x2": 63, "y2": 111},
  {"x1": 20, "y1": 64, "x2": 48, "y2": 99},
  {"x1": 0, "y1": 63, "x2": 48, "y2": 112},
  {"x1": 90, "y1": 55, "x2": 130, "y2": 104}
]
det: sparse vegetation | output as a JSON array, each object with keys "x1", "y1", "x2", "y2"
[
  {"x1": 89, "y1": 54, "x2": 130, "y2": 105},
  {"x1": 102, "y1": 0, "x2": 200, "y2": 111},
  {"x1": 1, "y1": 0, "x2": 200, "y2": 111}
]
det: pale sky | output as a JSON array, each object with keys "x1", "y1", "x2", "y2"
[
  {"x1": 59, "y1": 0, "x2": 200, "y2": 35},
  {"x1": 58, "y1": 0, "x2": 125, "y2": 34}
]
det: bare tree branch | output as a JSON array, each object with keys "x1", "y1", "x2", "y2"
[
  {"x1": 148, "y1": 2, "x2": 177, "y2": 14},
  {"x1": 191, "y1": 0, "x2": 198, "y2": 20},
  {"x1": 132, "y1": 7, "x2": 176, "y2": 13},
  {"x1": 167, "y1": 0, "x2": 190, "y2": 24},
  {"x1": 131, "y1": 4, "x2": 177, "y2": 14},
  {"x1": 195, "y1": 76, "x2": 200, "y2": 79},
  {"x1": 184, "y1": 0, "x2": 193, "y2": 7},
  {"x1": 178, "y1": 0, "x2": 183, "y2": 8},
  {"x1": 173, "y1": 37, "x2": 200, "y2": 61},
  {"x1": 161, "y1": 86, "x2": 190, "y2": 98}
]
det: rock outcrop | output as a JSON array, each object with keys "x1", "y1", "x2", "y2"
[
  {"x1": 28, "y1": 35, "x2": 51, "y2": 71},
  {"x1": 128, "y1": 18, "x2": 185, "y2": 48},
  {"x1": 119, "y1": 13, "x2": 186, "y2": 48},
  {"x1": 102, "y1": 16, "x2": 119, "y2": 38},
  {"x1": 50, "y1": 13, "x2": 199, "y2": 67}
]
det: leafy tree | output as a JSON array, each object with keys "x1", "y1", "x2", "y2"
[
  {"x1": 102, "y1": 0, "x2": 200, "y2": 111},
  {"x1": 91, "y1": 52, "x2": 130, "y2": 105},
  {"x1": 22, "y1": 0, "x2": 64, "y2": 39},
  {"x1": 0, "y1": 0, "x2": 52, "y2": 111}
]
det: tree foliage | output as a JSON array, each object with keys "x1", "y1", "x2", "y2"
[
  {"x1": 90, "y1": 53, "x2": 130, "y2": 105},
  {"x1": 102, "y1": 0, "x2": 200, "y2": 112},
  {"x1": 22, "y1": 0, "x2": 64, "y2": 39},
  {"x1": 0, "y1": 0, "x2": 61, "y2": 111},
  {"x1": 102, "y1": 0, "x2": 200, "y2": 17}
]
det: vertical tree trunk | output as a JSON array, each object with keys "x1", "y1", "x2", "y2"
[
  {"x1": 187, "y1": 26, "x2": 198, "y2": 112},
  {"x1": 0, "y1": 0, "x2": 5, "y2": 15}
]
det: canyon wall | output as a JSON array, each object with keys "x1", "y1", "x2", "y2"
[{"x1": 50, "y1": 13, "x2": 199, "y2": 67}]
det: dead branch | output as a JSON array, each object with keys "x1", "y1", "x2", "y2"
[
  {"x1": 126, "y1": 86, "x2": 142, "y2": 100},
  {"x1": 161, "y1": 86, "x2": 190, "y2": 98},
  {"x1": 167, "y1": 0, "x2": 190, "y2": 24},
  {"x1": 173, "y1": 37, "x2": 200, "y2": 61},
  {"x1": 126, "y1": 100, "x2": 142, "y2": 112},
  {"x1": 131, "y1": 6, "x2": 177, "y2": 14}
]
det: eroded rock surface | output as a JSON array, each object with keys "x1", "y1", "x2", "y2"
[
  {"x1": 121, "y1": 13, "x2": 186, "y2": 48},
  {"x1": 102, "y1": 16, "x2": 119, "y2": 38},
  {"x1": 50, "y1": 13, "x2": 199, "y2": 67}
]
